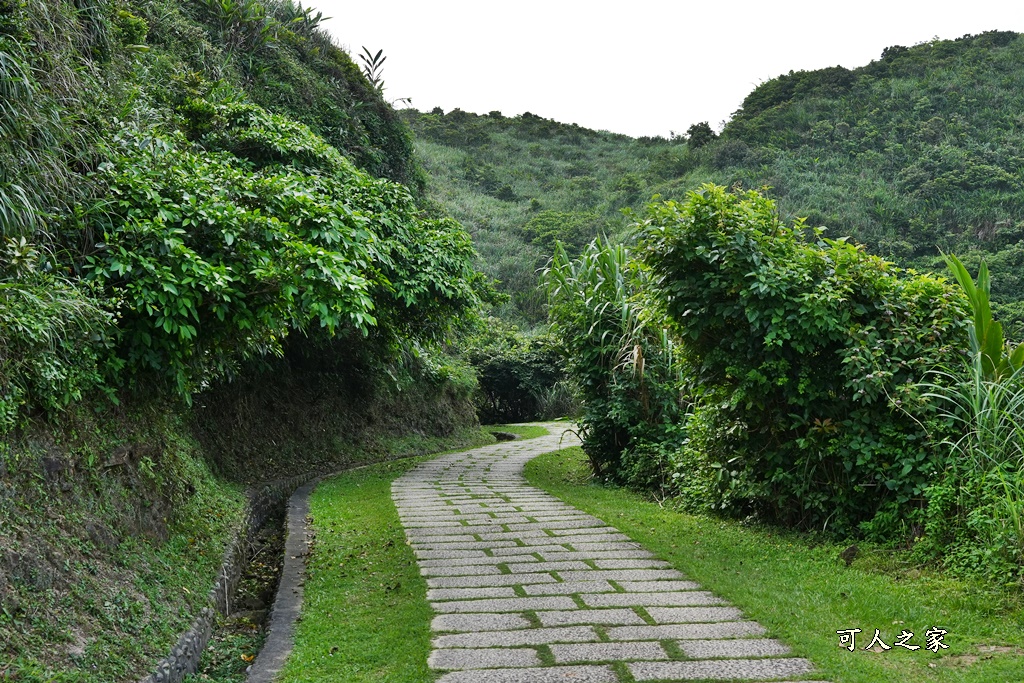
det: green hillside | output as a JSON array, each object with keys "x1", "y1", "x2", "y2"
[
  {"x1": 1, "y1": 1, "x2": 483, "y2": 679},
  {"x1": 400, "y1": 108, "x2": 685, "y2": 325},
  {"x1": 688, "y1": 30, "x2": 1024, "y2": 336},
  {"x1": 405, "y1": 30, "x2": 1024, "y2": 336}
]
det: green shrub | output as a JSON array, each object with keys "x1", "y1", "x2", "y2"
[
  {"x1": 685, "y1": 121, "x2": 717, "y2": 149},
  {"x1": 190, "y1": 100, "x2": 346, "y2": 170},
  {"x1": 638, "y1": 184, "x2": 967, "y2": 531},
  {"x1": 79, "y1": 108, "x2": 477, "y2": 399},
  {"x1": 464, "y1": 319, "x2": 567, "y2": 423},
  {"x1": 521, "y1": 210, "x2": 601, "y2": 256}
]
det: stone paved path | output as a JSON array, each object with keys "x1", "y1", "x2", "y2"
[{"x1": 391, "y1": 425, "x2": 831, "y2": 682}]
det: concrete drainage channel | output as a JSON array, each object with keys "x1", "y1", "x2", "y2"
[
  {"x1": 138, "y1": 472, "x2": 318, "y2": 683},
  {"x1": 244, "y1": 477, "x2": 320, "y2": 683}
]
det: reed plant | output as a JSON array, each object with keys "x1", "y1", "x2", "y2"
[{"x1": 915, "y1": 256, "x2": 1024, "y2": 580}]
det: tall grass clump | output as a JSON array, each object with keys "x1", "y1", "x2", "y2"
[
  {"x1": 914, "y1": 255, "x2": 1024, "y2": 583},
  {"x1": 0, "y1": 266, "x2": 116, "y2": 431},
  {"x1": 544, "y1": 239, "x2": 683, "y2": 490}
]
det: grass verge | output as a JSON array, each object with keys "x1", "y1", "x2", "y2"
[
  {"x1": 485, "y1": 423, "x2": 552, "y2": 440},
  {"x1": 278, "y1": 455, "x2": 441, "y2": 683},
  {"x1": 524, "y1": 446, "x2": 1024, "y2": 683}
]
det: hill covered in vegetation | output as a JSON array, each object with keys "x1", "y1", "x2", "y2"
[
  {"x1": 405, "y1": 30, "x2": 1024, "y2": 335},
  {"x1": 400, "y1": 107, "x2": 686, "y2": 324},
  {"x1": 1, "y1": 0, "x2": 485, "y2": 679}
]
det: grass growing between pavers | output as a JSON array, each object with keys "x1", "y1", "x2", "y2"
[
  {"x1": 278, "y1": 454, "x2": 441, "y2": 683},
  {"x1": 524, "y1": 446, "x2": 1024, "y2": 683}
]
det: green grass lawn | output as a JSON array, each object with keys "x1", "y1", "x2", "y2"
[
  {"x1": 278, "y1": 426, "x2": 555, "y2": 683},
  {"x1": 485, "y1": 422, "x2": 552, "y2": 440},
  {"x1": 524, "y1": 446, "x2": 1024, "y2": 683}
]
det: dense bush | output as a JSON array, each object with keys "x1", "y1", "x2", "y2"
[
  {"x1": 74, "y1": 101, "x2": 477, "y2": 399},
  {"x1": 521, "y1": 210, "x2": 602, "y2": 256},
  {"x1": 0, "y1": 0, "x2": 463, "y2": 429},
  {"x1": 639, "y1": 185, "x2": 967, "y2": 531},
  {"x1": 463, "y1": 319, "x2": 569, "y2": 424}
]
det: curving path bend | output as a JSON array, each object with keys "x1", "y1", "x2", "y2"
[{"x1": 391, "y1": 424, "x2": 830, "y2": 683}]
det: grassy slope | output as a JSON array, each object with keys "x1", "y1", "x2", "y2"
[
  {"x1": 138, "y1": 0, "x2": 418, "y2": 188},
  {"x1": 405, "y1": 31, "x2": 1024, "y2": 335},
  {"x1": 524, "y1": 446, "x2": 1024, "y2": 683},
  {"x1": 0, "y1": 406, "x2": 246, "y2": 682},
  {"x1": 402, "y1": 109, "x2": 683, "y2": 325}
]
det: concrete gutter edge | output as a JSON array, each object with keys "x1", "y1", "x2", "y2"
[{"x1": 245, "y1": 476, "x2": 321, "y2": 683}]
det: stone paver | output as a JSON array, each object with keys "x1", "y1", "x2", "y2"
[
  {"x1": 536, "y1": 608, "x2": 646, "y2": 627},
  {"x1": 432, "y1": 596, "x2": 578, "y2": 613},
  {"x1": 616, "y1": 580, "x2": 701, "y2": 592},
  {"x1": 429, "y1": 647, "x2": 540, "y2": 670},
  {"x1": 559, "y1": 569, "x2": 686, "y2": 581},
  {"x1": 521, "y1": 580, "x2": 615, "y2": 595},
  {"x1": 607, "y1": 622, "x2": 767, "y2": 641},
  {"x1": 550, "y1": 641, "x2": 670, "y2": 663},
  {"x1": 593, "y1": 558, "x2": 670, "y2": 569},
  {"x1": 630, "y1": 658, "x2": 815, "y2": 681},
  {"x1": 436, "y1": 665, "x2": 617, "y2": 683},
  {"x1": 679, "y1": 638, "x2": 791, "y2": 658},
  {"x1": 391, "y1": 424, "x2": 828, "y2": 682},
  {"x1": 432, "y1": 613, "x2": 531, "y2": 632},
  {"x1": 426, "y1": 573, "x2": 557, "y2": 588},
  {"x1": 427, "y1": 587, "x2": 518, "y2": 600},
  {"x1": 540, "y1": 550, "x2": 655, "y2": 561},
  {"x1": 580, "y1": 591, "x2": 726, "y2": 607},
  {"x1": 420, "y1": 554, "x2": 540, "y2": 566},
  {"x1": 420, "y1": 564, "x2": 504, "y2": 577},
  {"x1": 646, "y1": 606, "x2": 745, "y2": 623},
  {"x1": 434, "y1": 626, "x2": 599, "y2": 648}
]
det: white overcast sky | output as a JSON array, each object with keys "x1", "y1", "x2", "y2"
[{"x1": 315, "y1": 1, "x2": 1024, "y2": 138}]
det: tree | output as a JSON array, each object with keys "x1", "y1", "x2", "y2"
[{"x1": 685, "y1": 121, "x2": 717, "y2": 149}]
